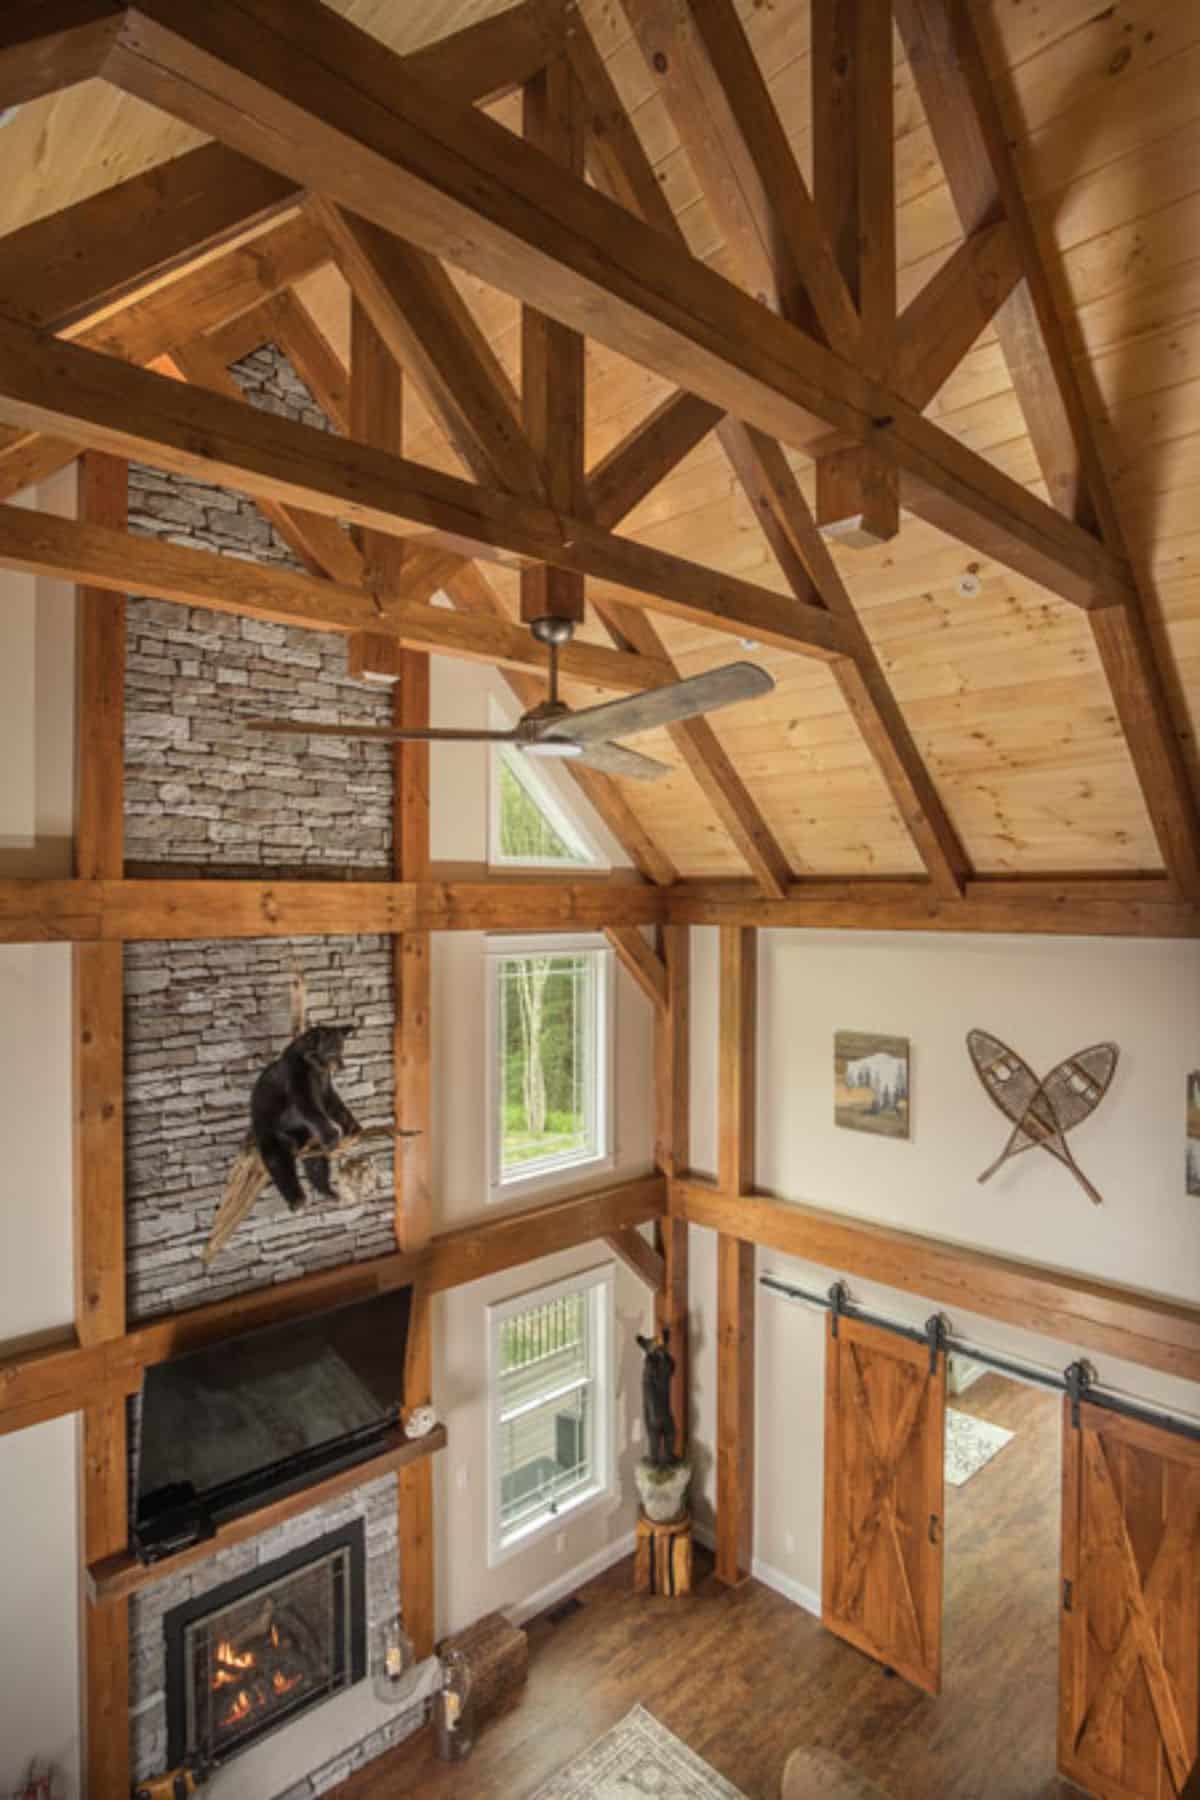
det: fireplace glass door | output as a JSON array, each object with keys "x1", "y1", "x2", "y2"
[{"x1": 165, "y1": 1521, "x2": 366, "y2": 1766}]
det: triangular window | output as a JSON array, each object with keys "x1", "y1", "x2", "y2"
[{"x1": 490, "y1": 744, "x2": 602, "y2": 869}]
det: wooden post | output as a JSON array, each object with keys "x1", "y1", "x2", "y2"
[
  {"x1": 349, "y1": 303, "x2": 436, "y2": 1659},
  {"x1": 812, "y1": 0, "x2": 899, "y2": 546},
  {"x1": 74, "y1": 450, "x2": 131, "y2": 1800},
  {"x1": 716, "y1": 926, "x2": 755, "y2": 1587},
  {"x1": 654, "y1": 924, "x2": 689, "y2": 1454},
  {"x1": 520, "y1": 55, "x2": 586, "y2": 627}
]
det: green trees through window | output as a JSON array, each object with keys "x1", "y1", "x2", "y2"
[
  {"x1": 497, "y1": 950, "x2": 594, "y2": 1174},
  {"x1": 494, "y1": 749, "x2": 594, "y2": 866}
]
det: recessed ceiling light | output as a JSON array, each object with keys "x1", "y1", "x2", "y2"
[
  {"x1": 739, "y1": 638, "x2": 760, "y2": 650},
  {"x1": 0, "y1": 107, "x2": 21, "y2": 129},
  {"x1": 956, "y1": 573, "x2": 982, "y2": 599}
]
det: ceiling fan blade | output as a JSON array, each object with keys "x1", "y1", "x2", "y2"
[
  {"x1": 246, "y1": 718, "x2": 520, "y2": 744},
  {"x1": 570, "y1": 740, "x2": 673, "y2": 781},
  {"x1": 543, "y1": 662, "x2": 774, "y2": 746}
]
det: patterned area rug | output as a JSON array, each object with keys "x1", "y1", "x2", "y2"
[
  {"x1": 782, "y1": 1746, "x2": 890, "y2": 1798},
  {"x1": 945, "y1": 1408, "x2": 1014, "y2": 1487},
  {"x1": 530, "y1": 1704, "x2": 746, "y2": 1799}
]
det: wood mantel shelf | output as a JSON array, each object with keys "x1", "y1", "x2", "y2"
[{"x1": 86, "y1": 1424, "x2": 447, "y2": 1607}]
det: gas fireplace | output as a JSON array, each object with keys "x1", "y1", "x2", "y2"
[{"x1": 163, "y1": 1522, "x2": 366, "y2": 1767}]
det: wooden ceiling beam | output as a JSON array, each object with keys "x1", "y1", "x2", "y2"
[
  {"x1": 0, "y1": 214, "x2": 330, "y2": 495},
  {"x1": 622, "y1": 0, "x2": 859, "y2": 353},
  {"x1": 315, "y1": 201, "x2": 547, "y2": 500},
  {"x1": 0, "y1": 0, "x2": 121, "y2": 110},
  {"x1": 0, "y1": 502, "x2": 669, "y2": 692},
  {"x1": 0, "y1": 320, "x2": 851, "y2": 658},
  {"x1": 0, "y1": 429, "x2": 79, "y2": 503},
  {"x1": 164, "y1": 337, "x2": 367, "y2": 584},
  {"x1": 570, "y1": 7, "x2": 966, "y2": 898},
  {"x1": 520, "y1": 55, "x2": 587, "y2": 626},
  {"x1": 251, "y1": 290, "x2": 350, "y2": 434},
  {"x1": 892, "y1": 0, "x2": 1090, "y2": 531},
  {"x1": 893, "y1": 0, "x2": 1200, "y2": 898},
  {"x1": 0, "y1": 144, "x2": 297, "y2": 334},
  {"x1": 893, "y1": 218, "x2": 1022, "y2": 411},
  {"x1": 586, "y1": 390, "x2": 723, "y2": 531},
  {"x1": 267, "y1": 297, "x2": 681, "y2": 891},
  {"x1": 94, "y1": 0, "x2": 1136, "y2": 612},
  {"x1": 810, "y1": 0, "x2": 898, "y2": 548},
  {"x1": 726, "y1": 427, "x2": 971, "y2": 897},
  {"x1": 0, "y1": 0, "x2": 564, "y2": 335}
]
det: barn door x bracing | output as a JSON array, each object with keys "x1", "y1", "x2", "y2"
[
  {"x1": 822, "y1": 1313, "x2": 946, "y2": 1695},
  {"x1": 1060, "y1": 1398, "x2": 1200, "y2": 1800}
]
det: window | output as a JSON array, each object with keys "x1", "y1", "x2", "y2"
[
  {"x1": 489, "y1": 742, "x2": 603, "y2": 870},
  {"x1": 487, "y1": 935, "x2": 614, "y2": 1201},
  {"x1": 487, "y1": 1265, "x2": 615, "y2": 1563}
]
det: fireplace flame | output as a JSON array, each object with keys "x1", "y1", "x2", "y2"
[
  {"x1": 224, "y1": 1688, "x2": 253, "y2": 1725},
  {"x1": 212, "y1": 1628, "x2": 307, "y2": 1729}
]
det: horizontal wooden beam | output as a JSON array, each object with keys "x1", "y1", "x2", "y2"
[
  {"x1": 0, "y1": 876, "x2": 666, "y2": 945},
  {"x1": 0, "y1": 321, "x2": 849, "y2": 658},
  {"x1": 665, "y1": 878, "x2": 1200, "y2": 939},
  {"x1": 88, "y1": 1425, "x2": 447, "y2": 1604},
  {"x1": 96, "y1": 0, "x2": 1136, "y2": 612},
  {"x1": 0, "y1": 1175, "x2": 667, "y2": 1435},
  {"x1": 0, "y1": 0, "x2": 120, "y2": 110},
  {"x1": 0, "y1": 502, "x2": 665, "y2": 692},
  {"x1": 673, "y1": 1179, "x2": 1200, "y2": 1387}
]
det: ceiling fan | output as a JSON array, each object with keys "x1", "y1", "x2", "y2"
[{"x1": 248, "y1": 616, "x2": 775, "y2": 781}]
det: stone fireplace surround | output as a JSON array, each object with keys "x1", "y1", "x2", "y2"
[{"x1": 123, "y1": 346, "x2": 433, "y2": 1796}]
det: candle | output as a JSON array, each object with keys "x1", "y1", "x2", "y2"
[
  {"x1": 386, "y1": 1645, "x2": 403, "y2": 1679},
  {"x1": 444, "y1": 1689, "x2": 461, "y2": 1726}
]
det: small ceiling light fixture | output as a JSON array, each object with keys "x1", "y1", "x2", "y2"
[
  {"x1": 0, "y1": 107, "x2": 21, "y2": 129},
  {"x1": 739, "y1": 637, "x2": 760, "y2": 650},
  {"x1": 956, "y1": 572, "x2": 983, "y2": 599}
]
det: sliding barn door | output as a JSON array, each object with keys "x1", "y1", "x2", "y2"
[
  {"x1": 822, "y1": 1314, "x2": 946, "y2": 1694},
  {"x1": 1059, "y1": 1399, "x2": 1200, "y2": 1799}
]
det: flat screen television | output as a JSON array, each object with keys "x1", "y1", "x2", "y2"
[{"x1": 133, "y1": 1286, "x2": 412, "y2": 1561}]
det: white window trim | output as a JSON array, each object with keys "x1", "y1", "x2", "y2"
[
  {"x1": 485, "y1": 933, "x2": 616, "y2": 1206},
  {"x1": 486, "y1": 1263, "x2": 616, "y2": 1567},
  {"x1": 486, "y1": 695, "x2": 608, "y2": 872}
]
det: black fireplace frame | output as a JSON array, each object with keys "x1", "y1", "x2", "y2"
[{"x1": 163, "y1": 1518, "x2": 367, "y2": 1768}]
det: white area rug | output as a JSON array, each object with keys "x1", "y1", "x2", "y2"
[
  {"x1": 530, "y1": 1704, "x2": 746, "y2": 1799},
  {"x1": 945, "y1": 1408, "x2": 1014, "y2": 1487}
]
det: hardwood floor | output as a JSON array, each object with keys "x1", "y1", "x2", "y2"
[{"x1": 337, "y1": 1373, "x2": 1074, "y2": 1799}]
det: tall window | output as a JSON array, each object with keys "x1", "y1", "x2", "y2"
[
  {"x1": 487, "y1": 935, "x2": 613, "y2": 1201},
  {"x1": 489, "y1": 744, "x2": 602, "y2": 870},
  {"x1": 487, "y1": 1265, "x2": 614, "y2": 1562}
]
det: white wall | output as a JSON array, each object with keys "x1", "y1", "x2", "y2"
[
  {"x1": 0, "y1": 466, "x2": 81, "y2": 1798},
  {"x1": 427, "y1": 654, "x2": 658, "y2": 1632},
  {"x1": 687, "y1": 926, "x2": 1200, "y2": 1604}
]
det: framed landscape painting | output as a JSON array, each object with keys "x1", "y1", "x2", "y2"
[
  {"x1": 835, "y1": 1031, "x2": 910, "y2": 1140},
  {"x1": 1189, "y1": 1071, "x2": 1200, "y2": 1197}
]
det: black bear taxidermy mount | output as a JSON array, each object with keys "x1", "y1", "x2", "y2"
[
  {"x1": 635, "y1": 1327, "x2": 678, "y2": 1468},
  {"x1": 250, "y1": 1024, "x2": 362, "y2": 1211}
]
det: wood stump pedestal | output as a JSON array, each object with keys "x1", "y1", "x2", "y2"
[{"x1": 634, "y1": 1510, "x2": 692, "y2": 1596}]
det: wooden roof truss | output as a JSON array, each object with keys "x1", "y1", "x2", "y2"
[{"x1": 0, "y1": 0, "x2": 1197, "y2": 935}]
